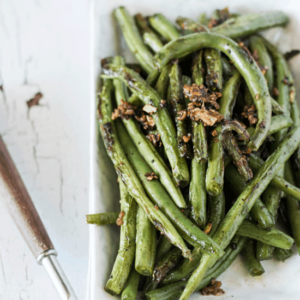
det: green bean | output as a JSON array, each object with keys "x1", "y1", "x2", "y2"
[
  {"x1": 191, "y1": 50, "x2": 208, "y2": 162},
  {"x1": 135, "y1": 205, "x2": 156, "y2": 276},
  {"x1": 86, "y1": 212, "x2": 119, "y2": 225},
  {"x1": 154, "y1": 33, "x2": 272, "y2": 151},
  {"x1": 155, "y1": 206, "x2": 190, "y2": 265},
  {"x1": 149, "y1": 14, "x2": 181, "y2": 42},
  {"x1": 190, "y1": 160, "x2": 207, "y2": 228},
  {"x1": 189, "y1": 49, "x2": 207, "y2": 227},
  {"x1": 176, "y1": 17, "x2": 208, "y2": 33},
  {"x1": 258, "y1": 184, "x2": 282, "y2": 260},
  {"x1": 112, "y1": 57, "x2": 186, "y2": 209},
  {"x1": 198, "y1": 13, "x2": 209, "y2": 26},
  {"x1": 127, "y1": 70, "x2": 160, "y2": 106},
  {"x1": 247, "y1": 114, "x2": 293, "y2": 138},
  {"x1": 155, "y1": 236, "x2": 173, "y2": 264},
  {"x1": 134, "y1": 14, "x2": 164, "y2": 53},
  {"x1": 264, "y1": 39, "x2": 291, "y2": 146},
  {"x1": 206, "y1": 69, "x2": 241, "y2": 196},
  {"x1": 116, "y1": 120, "x2": 224, "y2": 257},
  {"x1": 222, "y1": 131, "x2": 253, "y2": 182},
  {"x1": 221, "y1": 56, "x2": 233, "y2": 80},
  {"x1": 248, "y1": 154, "x2": 300, "y2": 201},
  {"x1": 244, "y1": 86, "x2": 284, "y2": 114},
  {"x1": 121, "y1": 268, "x2": 140, "y2": 300},
  {"x1": 274, "y1": 248, "x2": 293, "y2": 261},
  {"x1": 146, "y1": 236, "x2": 248, "y2": 300},
  {"x1": 268, "y1": 115, "x2": 293, "y2": 135},
  {"x1": 225, "y1": 164, "x2": 275, "y2": 229},
  {"x1": 256, "y1": 242, "x2": 274, "y2": 261},
  {"x1": 98, "y1": 78, "x2": 191, "y2": 259},
  {"x1": 180, "y1": 126, "x2": 300, "y2": 300},
  {"x1": 145, "y1": 248, "x2": 182, "y2": 292},
  {"x1": 102, "y1": 64, "x2": 190, "y2": 187},
  {"x1": 169, "y1": 62, "x2": 191, "y2": 158},
  {"x1": 181, "y1": 75, "x2": 192, "y2": 133},
  {"x1": 222, "y1": 120, "x2": 250, "y2": 141},
  {"x1": 211, "y1": 12, "x2": 289, "y2": 39},
  {"x1": 287, "y1": 64, "x2": 300, "y2": 188},
  {"x1": 241, "y1": 240, "x2": 265, "y2": 277},
  {"x1": 105, "y1": 181, "x2": 137, "y2": 295},
  {"x1": 162, "y1": 235, "x2": 230, "y2": 288},
  {"x1": 278, "y1": 201, "x2": 293, "y2": 236},
  {"x1": 191, "y1": 50, "x2": 204, "y2": 86},
  {"x1": 204, "y1": 48, "x2": 223, "y2": 92},
  {"x1": 160, "y1": 247, "x2": 202, "y2": 287},
  {"x1": 249, "y1": 35, "x2": 274, "y2": 92},
  {"x1": 182, "y1": 75, "x2": 192, "y2": 107},
  {"x1": 114, "y1": 7, "x2": 154, "y2": 74},
  {"x1": 208, "y1": 191, "x2": 226, "y2": 238},
  {"x1": 155, "y1": 64, "x2": 172, "y2": 100},
  {"x1": 284, "y1": 160, "x2": 300, "y2": 254},
  {"x1": 271, "y1": 98, "x2": 285, "y2": 114},
  {"x1": 289, "y1": 77, "x2": 300, "y2": 127},
  {"x1": 162, "y1": 191, "x2": 226, "y2": 286},
  {"x1": 237, "y1": 220, "x2": 294, "y2": 249},
  {"x1": 262, "y1": 185, "x2": 281, "y2": 222}
]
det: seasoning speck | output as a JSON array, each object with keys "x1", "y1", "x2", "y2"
[
  {"x1": 145, "y1": 172, "x2": 158, "y2": 181},
  {"x1": 116, "y1": 211, "x2": 125, "y2": 226}
]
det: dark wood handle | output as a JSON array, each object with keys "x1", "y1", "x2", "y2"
[{"x1": 0, "y1": 135, "x2": 53, "y2": 258}]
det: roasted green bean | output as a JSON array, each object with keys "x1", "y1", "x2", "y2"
[
  {"x1": 98, "y1": 78, "x2": 191, "y2": 259},
  {"x1": 225, "y1": 164, "x2": 275, "y2": 229},
  {"x1": 135, "y1": 13, "x2": 164, "y2": 53},
  {"x1": 114, "y1": 7, "x2": 154, "y2": 74},
  {"x1": 135, "y1": 205, "x2": 156, "y2": 276},
  {"x1": 206, "y1": 69, "x2": 241, "y2": 196},
  {"x1": 154, "y1": 33, "x2": 272, "y2": 150},
  {"x1": 241, "y1": 240, "x2": 265, "y2": 277},
  {"x1": 256, "y1": 242, "x2": 274, "y2": 261},
  {"x1": 237, "y1": 220, "x2": 294, "y2": 250},
  {"x1": 176, "y1": 17, "x2": 208, "y2": 33},
  {"x1": 149, "y1": 14, "x2": 181, "y2": 41},
  {"x1": 204, "y1": 48, "x2": 223, "y2": 92},
  {"x1": 249, "y1": 35, "x2": 274, "y2": 92},
  {"x1": 116, "y1": 120, "x2": 224, "y2": 257},
  {"x1": 169, "y1": 62, "x2": 191, "y2": 158},
  {"x1": 112, "y1": 57, "x2": 186, "y2": 208},
  {"x1": 211, "y1": 11, "x2": 288, "y2": 39},
  {"x1": 102, "y1": 64, "x2": 190, "y2": 186},
  {"x1": 146, "y1": 236, "x2": 248, "y2": 300},
  {"x1": 121, "y1": 268, "x2": 140, "y2": 300},
  {"x1": 191, "y1": 50, "x2": 208, "y2": 162},
  {"x1": 86, "y1": 212, "x2": 119, "y2": 225},
  {"x1": 105, "y1": 181, "x2": 137, "y2": 295},
  {"x1": 179, "y1": 126, "x2": 300, "y2": 300},
  {"x1": 274, "y1": 248, "x2": 293, "y2": 261},
  {"x1": 145, "y1": 248, "x2": 182, "y2": 292},
  {"x1": 284, "y1": 160, "x2": 300, "y2": 254},
  {"x1": 248, "y1": 154, "x2": 300, "y2": 201},
  {"x1": 190, "y1": 160, "x2": 207, "y2": 228}
]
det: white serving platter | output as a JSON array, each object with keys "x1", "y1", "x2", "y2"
[{"x1": 88, "y1": 0, "x2": 300, "y2": 299}]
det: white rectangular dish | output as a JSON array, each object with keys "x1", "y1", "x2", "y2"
[{"x1": 88, "y1": 1, "x2": 300, "y2": 299}]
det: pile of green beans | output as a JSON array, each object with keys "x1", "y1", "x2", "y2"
[{"x1": 89, "y1": 6, "x2": 300, "y2": 299}]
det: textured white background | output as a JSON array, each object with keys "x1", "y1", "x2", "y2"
[{"x1": 0, "y1": 0, "x2": 90, "y2": 299}]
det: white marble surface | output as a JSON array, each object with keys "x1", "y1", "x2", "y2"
[{"x1": 0, "y1": 0, "x2": 90, "y2": 299}]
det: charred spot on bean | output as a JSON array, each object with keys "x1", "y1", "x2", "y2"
[
  {"x1": 103, "y1": 122, "x2": 113, "y2": 134},
  {"x1": 259, "y1": 121, "x2": 266, "y2": 129}
]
